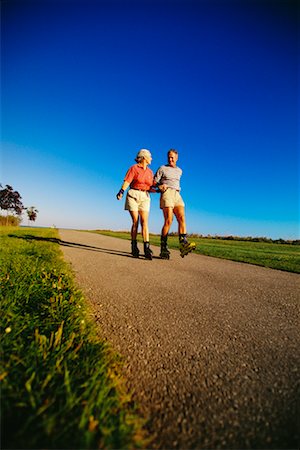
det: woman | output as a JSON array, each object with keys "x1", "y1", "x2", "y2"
[{"x1": 116, "y1": 149, "x2": 154, "y2": 259}]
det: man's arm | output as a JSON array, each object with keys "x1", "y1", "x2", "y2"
[{"x1": 154, "y1": 167, "x2": 168, "y2": 192}]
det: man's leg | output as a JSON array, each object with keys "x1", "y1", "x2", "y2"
[
  {"x1": 162, "y1": 207, "x2": 174, "y2": 236},
  {"x1": 174, "y1": 205, "x2": 186, "y2": 237},
  {"x1": 174, "y1": 205, "x2": 189, "y2": 245},
  {"x1": 174, "y1": 206, "x2": 196, "y2": 257},
  {"x1": 160, "y1": 207, "x2": 173, "y2": 258}
]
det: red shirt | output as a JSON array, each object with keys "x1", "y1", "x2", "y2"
[{"x1": 124, "y1": 164, "x2": 154, "y2": 190}]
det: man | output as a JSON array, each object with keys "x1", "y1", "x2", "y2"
[{"x1": 154, "y1": 149, "x2": 195, "y2": 259}]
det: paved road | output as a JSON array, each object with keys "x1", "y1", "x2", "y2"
[{"x1": 59, "y1": 230, "x2": 299, "y2": 449}]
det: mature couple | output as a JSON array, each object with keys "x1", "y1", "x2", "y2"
[{"x1": 116, "y1": 148, "x2": 195, "y2": 260}]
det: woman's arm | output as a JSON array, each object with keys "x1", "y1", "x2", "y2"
[{"x1": 116, "y1": 180, "x2": 130, "y2": 200}]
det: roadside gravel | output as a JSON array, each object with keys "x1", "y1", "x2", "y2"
[{"x1": 59, "y1": 230, "x2": 299, "y2": 449}]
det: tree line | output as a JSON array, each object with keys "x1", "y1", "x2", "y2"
[
  {"x1": 169, "y1": 233, "x2": 300, "y2": 246},
  {"x1": 0, "y1": 184, "x2": 38, "y2": 226}
]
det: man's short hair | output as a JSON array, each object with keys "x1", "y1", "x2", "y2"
[{"x1": 168, "y1": 149, "x2": 178, "y2": 156}]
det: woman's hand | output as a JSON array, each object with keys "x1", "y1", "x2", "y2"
[{"x1": 116, "y1": 188, "x2": 124, "y2": 200}]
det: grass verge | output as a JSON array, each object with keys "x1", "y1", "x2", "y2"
[
  {"x1": 91, "y1": 230, "x2": 300, "y2": 273},
  {"x1": 1, "y1": 227, "x2": 146, "y2": 449}
]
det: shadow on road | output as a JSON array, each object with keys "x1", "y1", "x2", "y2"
[{"x1": 8, "y1": 233, "x2": 135, "y2": 258}]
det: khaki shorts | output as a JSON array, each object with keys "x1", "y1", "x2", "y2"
[
  {"x1": 125, "y1": 189, "x2": 151, "y2": 212},
  {"x1": 160, "y1": 188, "x2": 185, "y2": 209}
]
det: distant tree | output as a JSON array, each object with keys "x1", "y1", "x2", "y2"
[
  {"x1": 0, "y1": 184, "x2": 24, "y2": 225},
  {"x1": 26, "y1": 206, "x2": 39, "y2": 223}
]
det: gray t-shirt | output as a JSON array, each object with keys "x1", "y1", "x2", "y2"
[{"x1": 154, "y1": 165, "x2": 182, "y2": 191}]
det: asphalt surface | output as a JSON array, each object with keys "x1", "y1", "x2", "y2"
[{"x1": 59, "y1": 230, "x2": 300, "y2": 450}]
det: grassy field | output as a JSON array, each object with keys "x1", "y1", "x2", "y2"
[
  {"x1": 1, "y1": 227, "x2": 146, "y2": 449},
  {"x1": 91, "y1": 230, "x2": 300, "y2": 274}
]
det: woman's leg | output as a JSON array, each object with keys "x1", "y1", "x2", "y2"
[
  {"x1": 139, "y1": 210, "x2": 149, "y2": 242},
  {"x1": 129, "y1": 210, "x2": 139, "y2": 240},
  {"x1": 139, "y1": 210, "x2": 153, "y2": 259}
]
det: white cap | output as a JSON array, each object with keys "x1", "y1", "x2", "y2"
[{"x1": 136, "y1": 149, "x2": 152, "y2": 160}]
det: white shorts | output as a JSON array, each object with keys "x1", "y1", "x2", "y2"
[
  {"x1": 125, "y1": 189, "x2": 151, "y2": 212},
  {"x1": 160, "y1": 188, "x2": 185, "y2": 209}
]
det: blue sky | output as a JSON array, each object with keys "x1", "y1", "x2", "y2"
[{"x1": 1, "y1": 0, "x2": 299, "y2": 239}]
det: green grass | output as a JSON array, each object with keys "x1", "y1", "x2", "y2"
[
  {"x1": 0, "y1": 227, "x2": 146, "y2": 449},
  {"x1": 91, "y1": 230, "x2": 300, "y2": 273}
]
